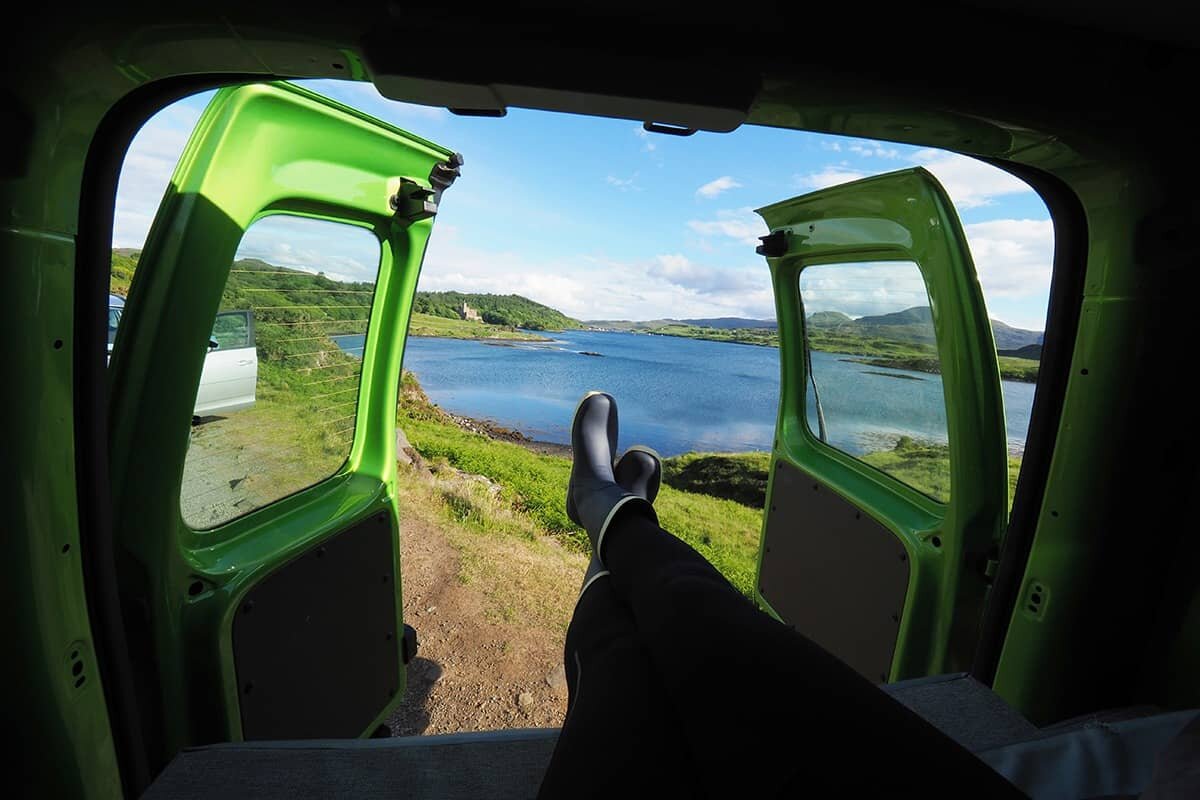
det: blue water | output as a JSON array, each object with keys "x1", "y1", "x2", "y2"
[{"x1": 334, "y1": 330, "x2": 1035, "y2": 458}]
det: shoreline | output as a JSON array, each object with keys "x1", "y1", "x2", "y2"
[{"x1": 442, "y1": 410, "x2": 573, "y2": 458}]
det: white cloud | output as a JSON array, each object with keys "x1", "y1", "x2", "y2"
[
  {"x1": 686, "y1": 207, "x2": 768, "y2": 247},
  {"x1": 799, "y1": 262, "x2": 932, "y2": 318},
  {"x1": 793, "y1": 148, "x2": 1033, "y2": 210},
  {"x1": 113, "y1": 98, "x2": 208, "y2": 248},
  {"x1": 962, "y1": 218, "x2": 1054, "y2": 299},
  {"x1": 605, "y1": 173, "x2": 639, "y2": 191},
  {"x1": 420, "y1": 228, "x2": 774, "y2": 320},
  {"x1": 236, "y1": 215, "x2": 381, "y2": 283},
  {"x1": 696, "y1": 175, "x2": 742, "y2": 199},
  {"x1": 849, "y1": 141, "x2": 900, "y2": 159},
  {"x1": 820, "y1": 140, "x2": 843, "y2": 152},
  {"x1": 911, "y1": 149, "x2": 1032, "y2": 209},
  {"x1": 790, "y1": 222, "x2": 1052, "y2": 325},
  {"x1": 794, "y1": 167, "x2": 870, "y2": 190}
]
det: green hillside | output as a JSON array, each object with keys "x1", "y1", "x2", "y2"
[
  {"x1": 807, "y1": 311, "x2": 853, "y2": 328},
  {"x1": 414, "y1": 291, "x2": 582, "y2": 331},
  {"x1": 110, "y1": 249, "x2": 138, "y2": 296}
]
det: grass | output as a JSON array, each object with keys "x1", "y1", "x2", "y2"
[
  {"x1": 860, "y1": 437, "x2": 1024, "y2": 507},
  {"x1": 395, "y1": 463, "x2": 586, "y2": 633},
  {"x1": 997, "y1": 356, "x2": 1040, "y2": 382},
  {"x1": 662, "y1": 452, "x2": 772, "y2": 508},
  {"x1": 409, "y1": 312, "x2": 551, "y2": 341}
]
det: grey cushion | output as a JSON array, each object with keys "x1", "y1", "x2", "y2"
[
  {"x1": 977, "y1": 709, "x2": 1200, "y2": 800},
  {"x1": 881, "y1": 672, "x2": 1040, "y2": 752},
  {"x1": 142, "y1": 728, "x2": 560, "y2": 800}
]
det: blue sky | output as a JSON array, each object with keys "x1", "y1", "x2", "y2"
[{"x1": 114, "y1": 80, "x2": 1054, "y2": 330}]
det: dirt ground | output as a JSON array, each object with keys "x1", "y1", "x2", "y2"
[{"x1": 385, "y1": 470, "x2": 587, "y2": 736}]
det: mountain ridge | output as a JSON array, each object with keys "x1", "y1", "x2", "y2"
[{"x1": 587, "y1": 307, "x2": 1042, "y2": 348}]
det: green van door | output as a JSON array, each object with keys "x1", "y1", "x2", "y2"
[
  {"x1": 106, "y1": 82, "x2": 459, "y2": 759},
  {"x1": 753, "y1": 168, "x2": 1009, "y2": 683}
]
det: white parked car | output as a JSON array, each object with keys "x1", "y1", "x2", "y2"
[{"x1": 109, "y1": 294, "x2": 258, "y2": 417}]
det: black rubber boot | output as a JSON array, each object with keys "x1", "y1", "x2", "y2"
[
  {"x1": 565, "y1": 392, "x2": 656, "y2": 564},
  {"x1": 575, "y1": 443, "x2": 663, "y2": 602},
  {"x1": 613, "y1": 445, "x2": 661, "y2": 505}
]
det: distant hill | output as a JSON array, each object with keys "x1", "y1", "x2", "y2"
[
  {"x1": 414, "y1": 291, "x2": 582, "y2": 331},
  {"x1": 855, "y1": 306, "x2": 934, "y2": 327},
  {"x1": 850, "y1": 306, "x2": 938, "y2": 345},
  {"x1": 806, "y1": 306, "x2": 1041, "y2": 350},
  {"x1": 591, "y1": 307, "x2": 1040, "y2": 349},
  {"x1": 678, "y1": 317, "x2": 777, "y2": 329},
  {"x1": 991, "y1": 319, "x2": 1044, "y2": 350},
  {"x1": 588, "y1": 317, "x2": 777, "y2": 330},
  {"x1": 807, "y1": 311, "x2": 854, "y2": 328},
  {"x1": 998, "y1": 343, "x2": 1043, "y2": 360}
]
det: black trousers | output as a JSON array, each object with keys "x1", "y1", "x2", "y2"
[{"x1": 537, "y1": 513, "x2": 1027, "y2": 799}]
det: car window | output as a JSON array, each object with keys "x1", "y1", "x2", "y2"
[
  {"x1": 179, "y1": 214, "x2": 381, "y2": 529},
  {"x1": 212, "y1": 311, "x2": 253, "y2": 349},
  {"x1": 107, "y1": 305, "x2": 123, "y2": 347}
]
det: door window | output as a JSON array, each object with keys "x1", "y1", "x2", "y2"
[
  {"x1": 798, "y1": 261, "x2": 950, "y2": 501},
  {"x1": 180, "y1": 214, "x2": 382, "y2": 529},
  {"x1": 212, "y1": 311, "x2": 253, "y2": 349}
]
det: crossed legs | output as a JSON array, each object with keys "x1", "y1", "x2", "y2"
[{"x1": 539, "y1": 392, "x2": 1026, "y2": 799}]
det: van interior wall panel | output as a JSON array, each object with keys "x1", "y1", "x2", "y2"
[
  {"x1": 232, "y1": 513, "x2": 399, "y2": 740},
  {"x1": 758, "y1": 460, "x2": 910, "y2": 682}
]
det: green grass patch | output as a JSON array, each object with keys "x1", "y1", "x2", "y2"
[
  {"x1": 662, "y1": 451, "x2": 772, "y2": 508},
  {"x1": 860, "y1": 437, "x2": 1023, "y2": 507},
  {"x1": 997, "y1": 356, "x2": 1040, "y2": 382}
]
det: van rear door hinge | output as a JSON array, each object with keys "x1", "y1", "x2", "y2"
[
  {"x1": 391, "y1": 152, "x2": 464, "y2": 224},
  {"x1": 756, "y1": 230, "x2": 789, "y2": 257},
  {"x1": 391, "y1": 178, "x2": 437, "y2": 223}
]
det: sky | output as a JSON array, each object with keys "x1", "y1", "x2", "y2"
[{"x1": 113, "y1": 80, "x2": 1054, "y2": 331}]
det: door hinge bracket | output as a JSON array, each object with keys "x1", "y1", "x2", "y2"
[
  {"x1": 391, "y1": 178, "x2": 437, "y2": 223},
  {"x1": 430, "y1": 152, "x2": 464, "y2": 204},
  {"x1": 756, "y1": 230, "x2": 789, "y2": 258},
  {"x1": 390, "y1": 153, "x2": 464, "y2": 225}
]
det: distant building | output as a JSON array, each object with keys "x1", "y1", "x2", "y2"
[{"x1": 459, "y1": 301, "x2": 483, "y2": 322}]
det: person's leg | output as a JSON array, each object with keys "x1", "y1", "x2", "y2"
[
  {"x1": 539, "y1": 445, "x2": 694, "y2": 799},
  {"x1": 537, "y1": 560, "x2": 694, "y2": 799},
  {"x1": 601, "y1": 512, "x2": 1027, "y2": 798},
  {"x1": 561, "y1": 391, "x2": 1020, "y2": 797}
]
